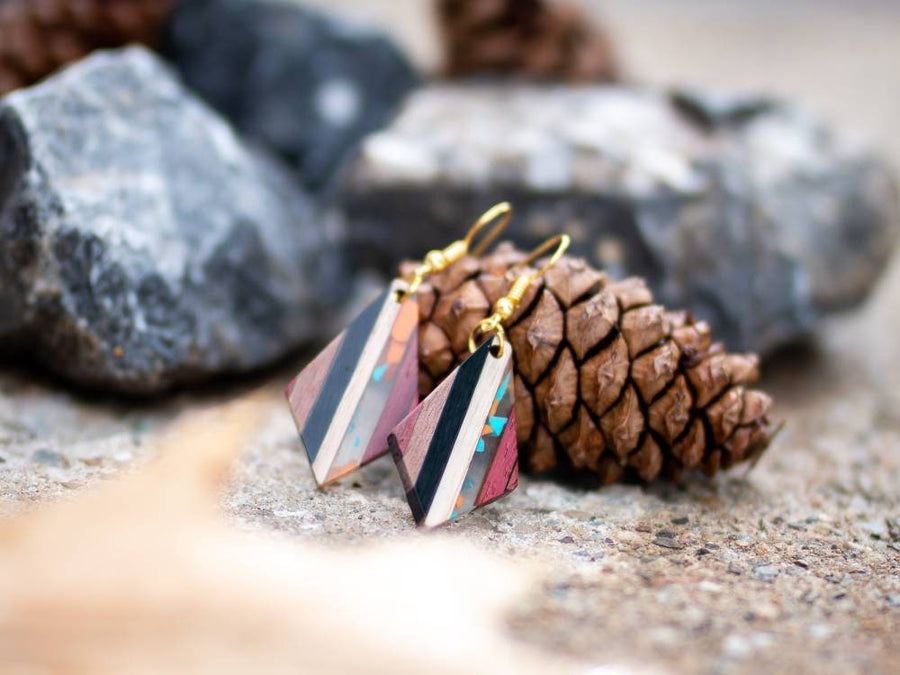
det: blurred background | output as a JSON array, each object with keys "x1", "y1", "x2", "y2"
[{"x1": 313, "y1": 0, "x2": 900, "y2": 175}]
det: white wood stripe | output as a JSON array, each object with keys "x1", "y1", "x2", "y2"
[
  {"x1": 423, "y1": 338, "x2": 512, "y2": 527},
  {"x1": 311, "y1": 280, "x2": 406, "y2": 484}
]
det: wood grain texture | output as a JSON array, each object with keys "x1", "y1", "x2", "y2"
[
  {"x1": 286, "y1": 280, "x2": 419, "y2": 486},
  {"x1": 285, "y1": 334, "x2": 342, "y2": 433},
  {"x1": 390, "y1": 368, "x2": 458, "y2": 490},
  {"x1": 389, "y1": 337, "x2": 519, "y2": 528},
  {"x1": 476, "y1": 408, "x2": 519, "y2": 507},
  {"x1": 417, "y1": 341, "x2": 493, "y2": 517},
  {"x1": 304, "y1": 288, "x2": 386, "y2": 463}
]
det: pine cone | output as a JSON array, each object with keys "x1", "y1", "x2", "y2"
[
  {"x1": 0, "y1": 0, "x2": 173, "y2": 96},
  {"x1": 437, "y1": 0, "x2": 618, "y2": 82},
  {"x1": 401, "y1": 244, "x2": 776, "y2": 485}
]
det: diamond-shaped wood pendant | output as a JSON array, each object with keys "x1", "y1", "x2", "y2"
[
  {"x1": 389, "y1": 337, "x2": 519, "y2": 528},
  {"x1": 285, "y1": 280, "x2": 419, "y2": 486}
]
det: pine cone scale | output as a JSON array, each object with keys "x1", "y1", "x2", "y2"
[
  {"x1": 409, "y1": 244, "x2": 777, "y2": 485},
  {"x1": 0, "y1": 0, "x2": 174, "y2": 96},
  {"x1": 438, "y1": 0, "x2": 619, "y2": 82}
]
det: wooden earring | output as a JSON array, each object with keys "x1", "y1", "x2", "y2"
[
  {"x1": 285, "y1": 203, "x2": 512, "y2": 487},
  {"x1": 389, "y1": 234, "x2": 571, "y2": 526}
]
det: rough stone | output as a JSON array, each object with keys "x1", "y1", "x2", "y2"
[
  {"x1": 0, "y1": 47, "x2": 347, "y2": 393},
  {"x1": 162, "y1": 0, "x2": 419, "y2": 190},
  {"x1": 339, "y1": 84, "x2": 899, "y2": 354}
]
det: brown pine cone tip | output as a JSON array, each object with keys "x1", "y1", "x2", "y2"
[
  {"x1": 0, "y1": 0, "x2": 174, "y2": 96},
  {"x1": 401, "y1": 243, "x2": 778, "y2": 485},
  {"x1": 437, "y1": 0, "x2": 618, "y2": 82}
]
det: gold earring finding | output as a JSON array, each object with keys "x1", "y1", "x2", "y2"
[
  {"x1": 402, "y1": 202, "x2": 513, "y2": 298},
  {"x1": 468, "y1": 233, "x2": 571, "y2": 357}
]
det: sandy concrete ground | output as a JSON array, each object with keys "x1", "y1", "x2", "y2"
[{"x1": 0, "y1": 2, "x2": 898, "y2": 673}]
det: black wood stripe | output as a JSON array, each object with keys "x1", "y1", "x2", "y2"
[
  {"x1": 302, "y1": 289, "x2": 388, "y2": 460},
  {"x1": 415, "y1": 339, "x2": 492, "y2": 516},
  {"x1": 405, "y1": 488, "x2": 426, "y2": 524},
  {"x1": 388, "y1": 434, "x2": 424, "y2": 523}
]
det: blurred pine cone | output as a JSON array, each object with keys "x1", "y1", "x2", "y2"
[
  {"x1": 437, "y1": 0, "x2": 618, "y2": 82},
  {"x1": 0, "y1": 0, "x2": 173, "y2": 95},
  {"x1": 402, "y1": 244, "x2": 776, "y2": 485}
]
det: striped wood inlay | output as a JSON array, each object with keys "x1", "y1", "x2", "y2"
[
  {"x1": 389, "y1": 337, "x2": 518, "y2": 527},
  {"x1": 285, "y1": 280, "x2": 418, "y2": 486}
]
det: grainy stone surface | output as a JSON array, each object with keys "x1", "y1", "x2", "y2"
[
  {"x1": 0, "y1": 47, "x2": 346, "y2": 393},
  {"x1": 340, "y1": 84, "x2": 898, "y2": 355},
  {"x1": 2, "y1": 233, "x2": 899, "y2": 673},
  {"x1": 0, "y1": 314, "x2": 898, "y2": 674},
  {"x1": 162, "y1": 0, "x2": 419, "y2": 190}
]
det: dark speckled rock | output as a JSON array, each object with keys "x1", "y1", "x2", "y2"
[
  {"x1": 0, "y1": 47, "x2": 347, "y2": 393},
  {"x1": 339, "y1": 85, "x2": 899, "y2": 355},
  {"x1": 162, "y1": 0, "x2": 419, "y2": 190}
]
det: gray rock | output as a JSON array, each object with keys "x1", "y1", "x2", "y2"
[
  {"x1": 162, "y1": 0, "x2": 419, "y2": 190},
  {"x1": 339, "y1": 85, "x2": 899, "y2": 354},
  {"x1": 0, "y1": 47, "x2": 346, "y2": 393}
]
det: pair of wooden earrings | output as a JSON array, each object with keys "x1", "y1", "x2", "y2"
[{"x1": 285, "y1": 203, "x2": 570, "y2": 527}]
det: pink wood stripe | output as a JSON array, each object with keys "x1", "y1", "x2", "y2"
[
  {"x1": 475, "y1": 408, "x2": 519, "y2": 506},
  {"x1": 392, "y1": 368, "x2": 458, "y2": 487},
  {"x1": 362, "y1": 328, "x2": 420, "y2": 464},
  {"x1": 505, "y1": 459, "x2": 519, "y2": 492},
  {"x1": 285, "y1": 334, "x2": 342, "y2": 431},
  {"x1": 389, "y1": 395, "x2": 424, "y2": 493}
]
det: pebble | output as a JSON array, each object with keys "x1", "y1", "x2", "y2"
[
  {"x1": 886, "y1": 518, "x2": 899, "y2": 541},
  {"x1": 748, "y1": 601, "x2": 780, "y2": 621},
  {"x1": 31, "y1": 448, "x2": 69, "y2": 469},
  {"x1": 722, "y1": 632, "x2": 774, "y2": 659},
  {"x1": 561, "y1": 510, "x2": 594, "y2": 522},
  {"x1": 859, "y1": 520, "x2": 887, "y2": 538},
  {"x1": 113, "y1": 450, "x2": 135, "y2": 464},
  {"x1": 653, "y1": 535, "x2": 684, "y2": 550},
  {"x1": 801, "y1": 590, "x2": 820, "y2": 604},
  {"x1": 722, "y1": 635, "x2": 753, "y2": 659},
  {"x1": 647, "y1": 626, "x2": 681, "y2": 648},
  {"x1": 808, "y1": 624, "x2": 835, "y2": 640},
  {"x1": 754, "y1": 565, "x2": 780, "y2": 581},
  {"x1": 698, "y1": 581, "x2": 723, "y2": 594}
]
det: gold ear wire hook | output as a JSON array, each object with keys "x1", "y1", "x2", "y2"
[
  {"x1": 468, "y1": 234, "x2": 571, "y2": 356},
  {"x1": 466, "y1": 201, "x2": 512, "y2": 258},
  {"x1": 402, "y1": 202, "x2": 513, "y2": 298},
  {"x1": 515, "y1": 234, "x2": 571, "y2": 280}
]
